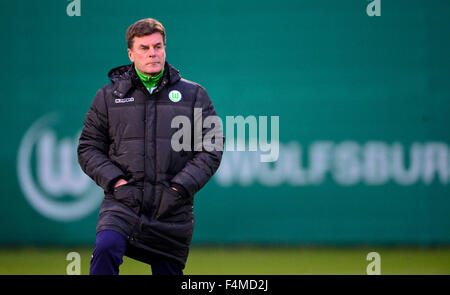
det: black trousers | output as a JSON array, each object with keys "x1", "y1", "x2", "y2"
[{"x1": 90, "y1": 230, "x2": 183, "y2": 275}]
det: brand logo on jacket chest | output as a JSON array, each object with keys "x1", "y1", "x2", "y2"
[{"x1": 115, "y1": 97, "x2": 134, "y2": 104}]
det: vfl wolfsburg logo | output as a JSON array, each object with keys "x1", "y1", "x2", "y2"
[
  {"x1": 168, "y1": 90, "x2": 182, "y2": 102},
  {"x1": 17, "y1": 113, "x2": 103, "y2": 222}
]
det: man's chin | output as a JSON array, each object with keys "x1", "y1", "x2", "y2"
[{"x1": 144, "y1": 65, "x2": 163, "y2": 75}]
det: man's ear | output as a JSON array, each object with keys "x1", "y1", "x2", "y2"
[{"x1": 127, "y1": 48, "x2": 134, "y2": 62}]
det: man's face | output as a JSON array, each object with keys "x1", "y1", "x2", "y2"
[{"x1": 128, "y1": 32, "x2": 166, "y2": 76}]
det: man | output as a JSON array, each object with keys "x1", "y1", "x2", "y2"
[{"x1": 77, "y1": 18, "x2": 224, "y2": 275}]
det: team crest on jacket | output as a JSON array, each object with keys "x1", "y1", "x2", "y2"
[{"x1": 168, "y1": 90, "x2": 182, "y2": 102}]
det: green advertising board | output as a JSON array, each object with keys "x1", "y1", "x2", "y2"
[{"x1": 0, "y1": 0, "x2": 449, "y2": 246}]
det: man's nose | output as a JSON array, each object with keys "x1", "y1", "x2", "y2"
[{"x1": 148, "y1": 48, "x2": 156, "y2": 56}]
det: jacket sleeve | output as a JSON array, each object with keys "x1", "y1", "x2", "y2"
[
  {"x1": 77, "y1": 87, "x2": 125, "y2": 193},
  {"x1": 170, "y1": 86, "x2": 224, "y2": 198}
]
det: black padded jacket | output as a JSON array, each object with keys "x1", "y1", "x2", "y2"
[{"x1": 77, "y1": 62, "x2": 223, "y2": 267}]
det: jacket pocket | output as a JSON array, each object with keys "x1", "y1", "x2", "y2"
[
  {"x1": 156, "y1": 185, "x2": 187, "y2": 222},
  {"x1": 113, "y1": 181, "x2": 142, "y2": 211}
]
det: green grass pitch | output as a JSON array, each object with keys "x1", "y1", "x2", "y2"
[{"x1": 0, "y1": 246, "x2": 449, "y2": 275}]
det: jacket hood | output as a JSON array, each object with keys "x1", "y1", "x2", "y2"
[{"x1": 108, "y1": 64, "x2": 131, "y2": 82}]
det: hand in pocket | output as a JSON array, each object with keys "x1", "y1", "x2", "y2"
[{"x1": 113, "y1": 181, "x2": 139, "y2": 209}]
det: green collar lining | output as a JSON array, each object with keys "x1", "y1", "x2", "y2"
[{"x1": 135, "y1": 66, "x2": 164, "y2": 90}]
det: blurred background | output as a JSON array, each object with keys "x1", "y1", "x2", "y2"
[{"x1": 0, "y1": 0, "x2": 449, "y2": 274}]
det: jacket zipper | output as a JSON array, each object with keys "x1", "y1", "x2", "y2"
[{"x1": 140, "y1": 77, "x2": 168, "y2": 218}]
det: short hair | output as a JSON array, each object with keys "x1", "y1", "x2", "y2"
[{"x1": 126, "y1": 18, "x2": 166, "y2": 49}]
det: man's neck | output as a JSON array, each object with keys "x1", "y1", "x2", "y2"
[
  {"x1": 139, "y1": 70, "x2": 159, "y2": 78},
  {"x1": 135, "y1": 65, "x2": 165, "y2": 92},
  {"x1": 136, "y1": 67, "x2": 163, "y2": 79}
]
